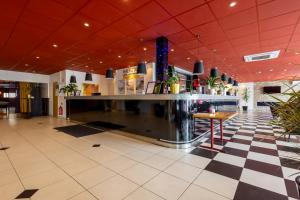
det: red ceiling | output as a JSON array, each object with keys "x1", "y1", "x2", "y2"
[{"x1": 0, "y1": 0, "x2": 300, "y2": 82}]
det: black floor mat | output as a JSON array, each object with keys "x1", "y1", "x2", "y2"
[
  {"x1": 85, "y1": 121, "x2": 126, "y2": 130},
  {"x1": 55, "y1": 125, "x2": 104, "y2": 137}
]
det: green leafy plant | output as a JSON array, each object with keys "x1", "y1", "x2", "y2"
[
  {"x1": 219, "y1": 81, "x2": 228, "y2": 90},
  {"x1": 269, "y1": 86, "x2": 300, "y2": 135},
  {"x1": 242, "y1": 88, "x2": 250, "y2": 103},
  {"x1": 59, "y1": 83, "x2": 78, "y2": 96},
  {"x1": 207, "y1": 76, "x2": 219, "y2": 89}
]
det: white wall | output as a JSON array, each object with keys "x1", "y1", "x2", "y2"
[
  {"x1": 238, "y1": 82, "x2": 254, "y2": 111},
  {"x1": 238, "y1": 80, "x2": 300, "y2": 111}
]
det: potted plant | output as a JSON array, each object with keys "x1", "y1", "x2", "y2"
[
  {"x1": 207, "y1": 76, "x2": 219, "y2": 95},
  {"x1": 59, "y1": 83, "x2": 78, "y2": 96},
  {"x1": 219, "y1": 82, "x2": 228, "y2": 96},
  {"x1": 269, "y1": 86, "x2": 300, "y2": 137},
  {"x1": 166, "y1": 66, "x2": 180, "y2": 94},
  {"x1": 242, "y1": 88, "x2": 250, "y2": 111}
]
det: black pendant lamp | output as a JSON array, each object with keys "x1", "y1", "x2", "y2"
[
  {"x1": 105, "y1": 68, "x2": 114, "y2": 79},
  {"x1": 193, "y1": 60, "x2": 204, "y2": 75},
  {"x1": 85, "y1": 72, "x2": 93, "y2": 81},
  {"x1": 70, "y1": 75, "x2": 77, "y2": 83},
  {"x1": 228, "y1": 77, "x2": 233, "y2": 84},
  {"x1": 137, "y1": 62, "x2": 147, "y2": 74},
  {"x1": 210, "y1": 68, "x2": 218, "y2": 78},
  {"x1": 221, "y1": 73, "x2": 227, "y2": 82},
  {"x1": 233, "y1": 80, "x2": 238, "y2": 86}
]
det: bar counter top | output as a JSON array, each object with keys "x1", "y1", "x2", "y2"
[{"x1": 66, "y1": 94, "x2": 239, "y2": 101}]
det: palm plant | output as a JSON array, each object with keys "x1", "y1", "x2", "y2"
[
  {"x1": 59, "y1": 83, "x2": 78, "y2": 96},
  {"x1": 207, "y1": 76, "x2": 219, "y2": 89},
  {"x1": 269, "y1": 86, "x2": 300, "y2": 136}
]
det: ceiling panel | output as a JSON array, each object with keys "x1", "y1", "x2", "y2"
[
  {"x1": 0, "y1": 0, "x2": 300, "y2": 82},
  {"x1": 176, "y1": 4, "x2": 215, "y2": 28}
]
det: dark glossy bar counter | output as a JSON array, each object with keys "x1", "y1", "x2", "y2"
[{"x1": 66, "y1": 94, "x2": 239, "y2": 148}]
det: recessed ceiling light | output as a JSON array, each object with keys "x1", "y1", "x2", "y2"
[
  {"x1": 72, "y1": 63, "x2": 75, "y2": 66},
  {"x1": 186, "y1": 57, "x2": 191, "y2": 60},
  {"x1": 269, "y1": 69, "x2": 273, "y2": 71},
  {"x1": 52, "y1": 44, "x2": 58, "y2": 48},
  {"x1": 288, "y1": 62, "x2": 292, "y2": 65},
  {"x1": 99, "y1": 61, "x2": 103, "y2": 64},
  {"x1": 143, "y1": 47, "x2": 147, "y2": 51},
  {"x1": 296, "y1": 52, "x2": 300, "y2": 55},
  {"x1": 85, "y1": 65, "x2": 89, "y2": 68},
  {"x1": 118, "y1": 55, "x2": 122, "y2": 58},
  {"x1": 284, "y1": 69, "x2": 287, "y2": 71},
  {"x1": 170, "y1": 48, "x2": 174, "y2": 52},
  {"x1": 25, "y1": 64, "x2": 29, "y2": 67},
  {"x1": 36, "y1": 56, "x2": 40, "y2": 59},
  {"x1": 84, "y1": 22, "x2": 90, "y2": 27},
  {"x1": 258, "y1": 71, "x2": 262, "y2": 74},
  {"x1": 229, "y1": 1, "x2": 237, "y2": 7}
]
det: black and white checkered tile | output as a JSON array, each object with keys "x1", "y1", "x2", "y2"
[{"x1": 191, "y1": 112, "x2": 300, "y2": 200}]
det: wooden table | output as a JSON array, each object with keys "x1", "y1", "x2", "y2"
[{"x1": 193, "y1": 112, "x2": 238, "y2": 151}]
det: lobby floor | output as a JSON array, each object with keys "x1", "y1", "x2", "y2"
[{"x1": 0, "y1": 112, "x2": 299, "y2": 200}]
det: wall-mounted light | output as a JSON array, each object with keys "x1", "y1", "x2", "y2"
[
  {"x1": 210, "y1": 68, "x2": 218, "y2": 78},
  {"x1": 228, "y1": 77, "x2": 233, "y2": 84},
  {"x1": 221, "y1": 73, "x2": 227, "y2": 82}
]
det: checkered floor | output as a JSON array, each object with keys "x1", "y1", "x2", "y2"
[{"x1": 191, "y1": 112, "x2": 300, "y2": 200}]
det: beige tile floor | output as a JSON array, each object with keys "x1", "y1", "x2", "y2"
[{"x1": 0, "y1": 116, "x2": 231, "y2": 200}]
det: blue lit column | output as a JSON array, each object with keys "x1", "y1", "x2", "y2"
[{"x1": 156, "y1": 36, "x2": 169, "y2": 81}]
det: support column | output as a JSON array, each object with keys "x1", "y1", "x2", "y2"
[{"x1": 156, "y1": 36, "x2": 169, "y2": 82}]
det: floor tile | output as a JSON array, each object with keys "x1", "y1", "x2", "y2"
[
  {"x1": 205, "y1": 160, "x2": 243, "y2": 180},
  {"x1": 158, "y1": 149, "x2": 186, "y2": 160},
  {"x1": 124, "y1": 187, "x2": 163, "y2": 200},
  {"x1": 124, "y1": 150, "x2": 154, "y2": 162},
  {"x1": 244, "y1": 159, "x2": 283, "y2": 177},
  {"x1": 120, "y1": 163, "x2": 160, "y2": 185},
  {"x1": 16, "y1": 189, "x2": 38, "y2": 199},
  {"x1": 189, "y1": 148, "x2": 218, "y2": 159},
  {"x1": 223, "y1": 147, "x2": 248, "y2": 158},
  {"x1": 74, "y1": 166, "x2": 116, "y2": 188},
  {"x1": 247, "y1": 151, "x2": 281, "y2": 166},
  {"x1": 180, "y1": 154, "x2": 211, "y2": 169},
  {"x1": 164, "y1": 161, "x2": 202, "y2": 182},
  {"x1": 230, "y1": 138, "x2": 252, "y2": 145},
  {"x1": 0, "y1": 181, "x2": 24, "y2": 200},
  {"x1": 89, "y1": 175, "x2": 138, "y2": 200},
  {"x1": 234, "y1": 182, "x2": 288, "y2": 200},
  {"x1": 249, "y1": 145, "x2": 278, "y2": 156},
  {"x1": 144, "y1": 172, "x2": 189, "y2": 200},
  {"x1": 251, "y1": 141, "x2": 277, "y2": 150},
  {"x1": 213, "y1": 152, "x2": 246, "y2": 167},
  {"x1": 69, "y1": 191, "x2": 97, "y2": 200},
  {"x1": 240, "y1": 168, "x2": 287, "y2": 196},
  {"x1": 32, "y1": 178, "x2": 84, "y2": 200},
  {"x1": 225, "y1": 142, "x2": 250, "y2": 151},
  {"x1": 179, "y1": 184, "x2": 229, "y2": 200},
  {"x1": 284, "y1": 179, "x2": 299, "y2": 199},
  {"x1": 194, "y1": 170, "x2": 239, "y2": 199},
  {"x1": 102, "y1": 156, "x2": 137, "y2": 172},
  {"x1": 282, "y1": 166, "x2": 300, "y2": 181},
  {"x1": 233, "y1": 134, "x2": 253, "y2": 141},
  {"x1": 280, "y1": 158, "x2": 300, "y2": 170},
  {"x1": 142, "y1": 155, "x2": 175, "y2": 170},
  {"x1": 22, "y1": 167, "x2": 68, "y2": 188}
]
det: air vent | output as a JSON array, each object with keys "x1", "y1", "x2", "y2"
[{"x1": 244, "y1": 50, "x2": 280, "y2": 62}]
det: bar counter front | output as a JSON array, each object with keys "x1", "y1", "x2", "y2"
[{"x1": 66, "y1": 94, "x2": 239, "y2": 148}]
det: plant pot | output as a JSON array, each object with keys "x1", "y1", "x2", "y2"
[
  {"x1": 170, "y1": 83, "x2": 180, "y2": 94},
  {"x1": 210, "y1": 88, "x2": 216, "y2": 95},
  {"x1": 242, "y1": 106, "x2": 248, "y2": 111}
]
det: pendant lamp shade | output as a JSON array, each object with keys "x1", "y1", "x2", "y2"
[
  {"x1": 233, "y1": 80, "x2": 238, "y2": 86},
  {"x1": 70, "y1": 75, "x2": 77, "y2": 83},
  {"x1": 85, "y1": 72, "x2": 92, "y2": 81},
  {"x1": 221, "y1": 73, "x2": 227, "y2": 82},
  {"x1": 137, "y1": 62, "x2": 147, "y2": 74},
  {"x1": 210, "y1": 68, "x2": 218, "y2": 78},
  {"x1": 228, "y1": 77, "x2": 233, "y2": 84},
  {"x1": 193, "y1": 60, "x2": 204, "y2": 75},
  {"x1": 105, "y1": 68, "x2": 114, "y2": 79}
]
